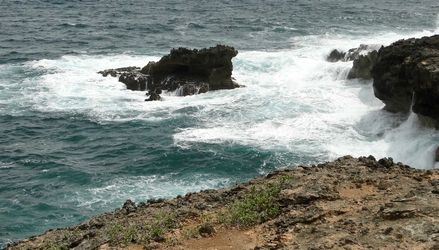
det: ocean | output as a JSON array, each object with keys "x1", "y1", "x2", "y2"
[{"x1": 1, "y1": 0, "x2": 439, "y2": 247}]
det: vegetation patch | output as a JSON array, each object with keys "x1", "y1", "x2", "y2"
[
  {"x1": 43, "y1": 241, "x2": 68, "y2": 250},
  {"x1": 182, "y1": 225, "x2": 201, "y2": 239},
  {"x1": 219, "y1": 175, "x2": 293, "y2": 227},
  {"x1": 104, "y1": 211, "x2": 179, "y2": 246}
]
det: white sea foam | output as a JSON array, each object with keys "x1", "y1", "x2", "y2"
[
  {"x1": 171, "y1": 30, "x2": 439, "y2": 169},
  {"x1": 0, "y1": 162, "x2": 15, "y2": 169},
  {"x1": 2, "y1": 29, "x2": 439, "y2": 170},
  {"x1": 73, "y1": 174, "x2": 231, "y2": 210}
]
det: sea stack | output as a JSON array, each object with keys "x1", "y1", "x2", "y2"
[{"x1": 98, "y1": 45, "x2": 240, "y2": 99}]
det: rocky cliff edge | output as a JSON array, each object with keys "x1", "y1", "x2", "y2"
[{"x1": 5, "y1": 156, "x2": 439, "y2": 250}]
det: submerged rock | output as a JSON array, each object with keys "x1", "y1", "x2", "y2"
[
  {"x1": 371, "y1": 35, "x2": 439, "y2": 128},
  {"x1": 98, "y1": 45, "x2": 240, "y2": 100}
]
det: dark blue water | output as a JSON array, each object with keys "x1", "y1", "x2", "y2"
[
  {"x1": 1, "y1": 0, "x2": 439, "y2": 247},
  {"x1": 2, "y1": 0, "x2": 438, "y2": 63}
]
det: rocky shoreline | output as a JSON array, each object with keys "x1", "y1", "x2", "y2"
[
  {"x1": 100, "y1": 35, "x2": 439, "y2": 128},
  {"x1": 6, "y1": 35, "x2": 439, "y2": 249},
  {"x1": 5, "y1": 156, "x2": 439, "y2": 250},
  {"x1": 329, "y1": 34, "x2": 439, "y2": 129}
]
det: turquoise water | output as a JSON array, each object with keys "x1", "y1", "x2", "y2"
[{"x1": 1, "y1": 0, "x2": 439, "y2": 247}]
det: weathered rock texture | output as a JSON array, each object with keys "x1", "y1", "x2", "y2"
[
  {"x1": 6, "y1": 156, "x2": 439, "y2": 250},
  {"x1": 347, "y1": 50, "x2": 378, "y2": 80},
  {"x1": 371, "y1": 35, "x2": 439, "y2": 127},
  {"x1": 327, "y1": 44, "x2": 378, "y2": 63},
  {"x1": 98, "y1": 45, "x2": 240, "y2": 100},
  {"x1": 141, "y1": 45, "x2": 239, "y2": 91},
  {"x1": 327, "y1": 44, "x2": 379, "y2": 80}
]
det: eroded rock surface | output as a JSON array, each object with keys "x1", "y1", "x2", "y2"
[
  {"x1": 327, "y1": 44, "x2": 379, "y2": 80},
  {"x1": 141, "y1": 45, "x2": 239, "y2": 92},
  {"x1": 6, "y1": 156, "x2": 439, "y2": 250},
  {"x1": 371, "y1": 35, "x2": 439, "y2": 127},
  {"x1": 98, "y1": 45, "x2": 240, "y2": 100}
]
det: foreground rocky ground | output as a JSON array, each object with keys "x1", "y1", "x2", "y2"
[{"x1": 5, "y1": 156, "x2": 439, "y2": 250}]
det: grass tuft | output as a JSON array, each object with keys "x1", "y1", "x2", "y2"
[{"x1": 219, "y1": 174, "x2": 293, "y2": 227}]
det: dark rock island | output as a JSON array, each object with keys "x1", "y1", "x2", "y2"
[{"x1": 98, "y1": 45, "x2": 240, "y2": 101}]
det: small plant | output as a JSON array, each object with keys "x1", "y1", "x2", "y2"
[
  {"x1": 62, "y1": 226, "x2": 81, "y2": 240},
  {"x1": 43, "y1": 241, "x2": 68, "y2": 250},
  {"x1": 104, "y1": 211, "x2": 180, "y2": 246},
  {"x1": 149, "y1": 222, "x2": 164, "y2": 238},
  {"x1": 200, "y1": 213, "x2": 213, "y2": 224},
  {"x1": 108, "y1": 224, "x2": 124, "y2": 246},
  {"x1": 219, "y1": 175, "x2": 293, "y2": 227},
  {"x1": 155, "y1": 211, "x2": 178, "y2": 228},
  {"x1": 279, "y1": 174, "x2": 294, "y2": 187},
  {"x1": 123, "y1": 225, "x2": 139, "y2": 245},
  {"x1": 182, "y1": 225, "x2": 201, "y2": 239}
]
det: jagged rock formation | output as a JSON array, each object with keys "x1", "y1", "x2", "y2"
[
  {"x1": 347, "y1": 50, "x2": 378, "y2": 80},
  {"x1": 326, "y1": 45, "x2": 379, "y2": 80},
  {"x1": 328, "y1": 35, "x2": 439, "y2": 128},
  {"x1": 98, "y1": 45, "x2": 240, "y2": 100},
  {"x1": 327, "y1": 44, "x2": 378, "y2": 63},
  {"x1": 98, "y1": 66, "x2": 148, "y2": 91},
  {"x1": 326, "y1": 49, "x2": 347, "y2": 62},
  {"x1": 371, "y1": 35, "x2": 439, "y2": 128},
  {"x1": 141, "y1": 45, "x2": 239, "y2": 91}
]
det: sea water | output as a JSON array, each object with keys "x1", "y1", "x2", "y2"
[{"x1": 1, "y1": 0, "x2": 439, "y2": 247}]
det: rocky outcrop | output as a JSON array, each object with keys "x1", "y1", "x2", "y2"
[
  {"x1": 141, "y1": 45, "x2": 239, "y2": 91},
  {"x1": 371, "y1": 35, "x2": 439, "y2": 127},
  {"x1": 327, "y1": 45, "x2": 379, "y2": 80},
  {"x1": 98, "y1": 67, "x2": 147, "y2": 91},
  {"x1": 326, "y1": 49, "x2": 347, "y2": 62},
  {"x1": 347, "y1": 50, "x2": 378, "y2": 80},
  {"x1": 6, "y1": 156, "x2": 439, "y2": 250},
  {"x1": 327, "y1": 44, "x2": 378, "y2": 63},
  {"x1": 328, "y1": 35, "x2": 439, "y2": 128},
  {"x1": 98, "y1": 45, "x2": 240, "y2": 100}
]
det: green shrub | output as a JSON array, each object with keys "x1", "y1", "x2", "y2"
[
  {"x1": 43, "y1": 241, "x2": 68, "y2": 250},
  {"x1": 219, "y1": 174, "x2": 293, "y2": 227},
  {"x1": 182, "y1": 225, "x2": 201, "y2": 239},
  {"x1": 105, "y1": 211, "x2": 179, "y2": 246}
]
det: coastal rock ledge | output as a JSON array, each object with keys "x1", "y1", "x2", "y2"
[
  {"x1": 328, "y1": 35, "x2": 439, "y2": 128},
  {"x1": 6, "y1": 156, "x2": 439, "y2": 250},
  {"x1": 371, "y1": 35, "x2": 439, "y2": 128},
  {"x1": 98, "y1": 45, "x2": 240, "y2": 100}
]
